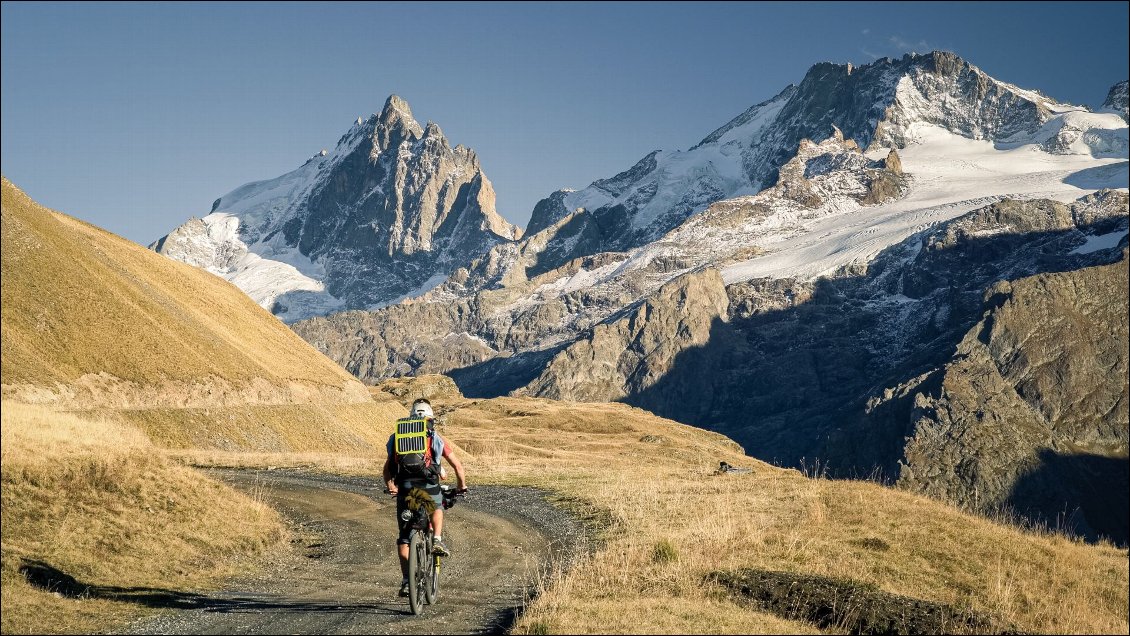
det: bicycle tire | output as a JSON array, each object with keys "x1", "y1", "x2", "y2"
[
  {"x1": 425, "y1": 548, "x2": 439, "y2": 604},
  {"x1": 407, "y1": 532, "x2": 427, "y2": 615}
]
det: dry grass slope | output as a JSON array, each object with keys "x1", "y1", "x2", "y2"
[
  {"x1": 104, "y1": 399, "x2": 406, "y2": 452},
  {"x1": 188, "y1": 390, "x2": 1129, "y2": 634},
  {"x1": 0, "y1": 178, "x2": 404, "y2": 634},
  {"x1": 0, "y1": 402, "x2": 284, "y2": 634},
  {"x1": 0, "y1": 177, "x2": 368, "y2": 407},
  {"x1": 441, "y1": 398, "x2": 1129, "y2": 635}
]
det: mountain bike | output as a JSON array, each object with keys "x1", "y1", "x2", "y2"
[{"x1": 400, "y1": 485, "x2": 464, "y2": 615}]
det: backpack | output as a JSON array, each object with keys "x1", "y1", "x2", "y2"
[{"x1": 393, "y1": 417, "x2": 439, "y2": 482}]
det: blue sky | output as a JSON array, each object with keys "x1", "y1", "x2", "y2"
[{"x1": 2, "y1": 1, "x2": 1127, "y2": 244}]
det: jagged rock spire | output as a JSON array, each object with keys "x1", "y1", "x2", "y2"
[{"x1": 376, "y1": 94, "x2": 424, "y2": 148}]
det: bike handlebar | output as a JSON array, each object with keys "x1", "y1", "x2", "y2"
[{"x1": 382, "y1": 486, "x2": 469, "y2": 496}]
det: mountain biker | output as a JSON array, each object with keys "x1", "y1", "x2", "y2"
[{"x1": 383, "y1": 398, "x2": 467, "y2": 598}]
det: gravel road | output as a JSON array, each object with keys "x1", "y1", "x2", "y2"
[{"x1": 126, "y1": 469, "x2": 589, "y2": 635}]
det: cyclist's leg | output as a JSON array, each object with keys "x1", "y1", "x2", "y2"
[
  {"x1": 413, "y1": 483, "x2": 444, "y2": 538},
  {"x1": 432, "y1": 508, "x2": 444, "y2": 539},
  {"x1": 425, "y1": 486, "x2": 449, "y2": 555},
  {"x1": 398, "y1": 543, "x2": 410, "y2": 576},
  {"x1": 396, "y1": 491, "x2": 411, "y2": 579}
]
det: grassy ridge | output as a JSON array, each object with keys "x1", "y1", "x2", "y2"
[
  {"x1": 0, "y1": 178, "x2": 395, "y2": 633},
  {"x1": 0, "y1": 402, "x2": 284, "y2": 634},
  {"x1": 0, "y1": 177, "x2": 367, "y2": 404}
]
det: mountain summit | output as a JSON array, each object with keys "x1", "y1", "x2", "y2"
[
  {"x1": 522, "y1": 52, "x2": 1123, "y2": 272},
  {"x1": 151, "y1": 95, "x2": 520, "y2": 321}
]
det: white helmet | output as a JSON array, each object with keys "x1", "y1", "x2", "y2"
[{"x1": 411, "y1": 399, "x2": 434, "y2": 419}]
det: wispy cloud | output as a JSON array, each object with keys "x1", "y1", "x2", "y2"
[
  {"x1": 858, "y1": 32, "x2": 933, "y2": 61},
  {"x1": 888, "y1": 35, "x2": 930, "y2": 52}
]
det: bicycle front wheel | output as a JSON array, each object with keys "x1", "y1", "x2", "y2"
[
  {"x1": 407, "y1": 532, "x2": 427, "y2": 615},
  {"x1": 425, "y1": 550, "x2": 439, "y2": 605}
]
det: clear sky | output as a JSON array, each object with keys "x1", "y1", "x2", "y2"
[{"x1": 2, "y1": 1, "x2": 1127, "y2": 245}]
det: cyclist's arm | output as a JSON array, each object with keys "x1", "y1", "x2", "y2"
[
  {"x1": 382, "y1": 453, "x2": 398, "y2": 494},
  {"x1": 442, "y1": 445, "x2": 467, "y2": 491}
]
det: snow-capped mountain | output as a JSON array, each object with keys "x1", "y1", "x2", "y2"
[
  {"x1": 294, "y1": 52, "x2": 1126, "y2": 390},
  {"x1": 520, "y1": 52, "x2": 1125, "y2": 277},
  {"x1": 290, "y1": 52, "x2": 1127, "y2": 539},
  {"x1": 151, "y1": 95, "x2": 520, "y2": 321}
]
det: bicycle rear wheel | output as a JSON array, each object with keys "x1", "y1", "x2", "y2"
[{"x1": 407, "y1": 532, "x2": 427, "y2": 615}]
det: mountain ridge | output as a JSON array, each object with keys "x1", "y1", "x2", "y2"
[
  {"x1": 517, "y1": 51, "x2": 1097, "y2": 272},
  {"x1": 292, "y1": 53, "x2": 1127, "y2": 392}
]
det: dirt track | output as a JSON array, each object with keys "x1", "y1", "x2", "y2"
[{"x1": 127, "y1": 469, "x2": 587, "y2": 635}]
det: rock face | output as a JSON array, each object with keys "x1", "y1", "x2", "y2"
[
  {"x1": 152, "y1": 95, "x2": 519, "y2": 321},
  {"x1": 1103, "y1": 80, "x2": 1129, "y2": 122},
  {"x1": 291, "y1": 128, "x2": 908, "y2": 390},
  {"x1": 897, "y1": 255, "x2": 1128, "y2": 541},
  {"x1": 518, "y1": 268, "x2": 729, "y2": 402}
]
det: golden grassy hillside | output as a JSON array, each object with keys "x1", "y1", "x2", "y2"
[
  {"x1": 0, "y1": 176, "x2": 368, "y2": 408},
  {"x1": 0, "y1": 181, "x2": 409, "y2": 634},
  {"x1": 452, "y1": 399, "x2": 1128, "y2": 635},
  {"x1": 106, "y1": 399, "x2": 405, "y2": 452},
  {"x1": 187, "y1": 388, "x2": 1129, "y2": 635},
  {"x1": 0, "y1": 402, "x2": 284, "y2": 634}
]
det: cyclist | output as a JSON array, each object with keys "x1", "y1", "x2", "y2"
[{"x1": 383, "y1": 398, "x2": 467, "y2": 598}]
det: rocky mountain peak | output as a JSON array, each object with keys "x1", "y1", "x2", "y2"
[
  {"x1": 920, "y1": 49, "x2": 970, "y2": 78},
  {"x1": 784, "y1": 51, "x2": 1054, "y2": 153},
  {"x1": 152, "y1": 95, "x2": 517, "y2": 321},
  {"x1": 381, "y1": 93, "x2": 415, "y2": 121},
  {"x1": 1103, "y1": 80, "x2": 1128, "y2": 122},
  {"x1": 375, "y1": 94, "x2": 424, "y2": 148}
]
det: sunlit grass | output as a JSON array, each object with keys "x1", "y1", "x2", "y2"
[
  {"x1": 188, "y1": 391, "x2": 1130, "y2": 634},
  {"x1": 1, "y1": 177, "x2": 368, "y2": 406},
  {"x1": 4, "y1": 380, "x2": 1126, "y2": 634},
  {"x1": 0, "y1": 402, "x2": 285, "y2": 634}
]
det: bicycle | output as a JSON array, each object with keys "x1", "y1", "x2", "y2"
[{"x1": 398, "y1": 484, "x2": 465, "y2": 615}]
